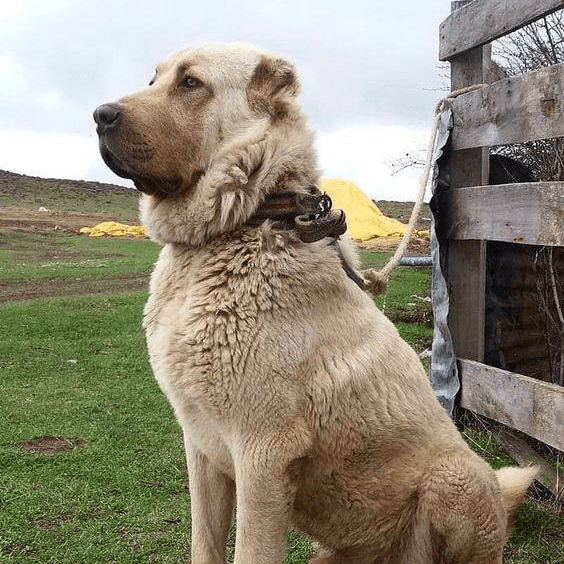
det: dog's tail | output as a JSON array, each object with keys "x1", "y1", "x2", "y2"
[{"x1": 495, "y1": 465, "x2": 538, "y2": 535}]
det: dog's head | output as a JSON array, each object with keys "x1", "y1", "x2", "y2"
[{"x1": 94, "y1": 43, "x2": 319, "y2": 245}]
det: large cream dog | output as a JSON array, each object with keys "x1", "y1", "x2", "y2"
[{"x1": 94, "y1": 43, "x2": 536, "y2": 564}]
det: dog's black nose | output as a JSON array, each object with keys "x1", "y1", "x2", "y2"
[{"x1": 93, "y1": 103, "x2": 121, "y2": 130}]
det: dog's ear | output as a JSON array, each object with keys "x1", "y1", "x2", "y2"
[{"x1": 247, "y1": 55, "x2": 300, "y2": 118}]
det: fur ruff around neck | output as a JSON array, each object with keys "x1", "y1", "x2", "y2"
[{"x1": 140, "y1": 120, "x2": 320, "y2": 247}]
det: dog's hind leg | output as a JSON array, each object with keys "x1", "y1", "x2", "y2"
[
  {"x1": 415, "y1": 454, "x2": 506, "y2": 564},
  {"x1": 185, "y1": 439, "x2": 235, "y2": 564}
]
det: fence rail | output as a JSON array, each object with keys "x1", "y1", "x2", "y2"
[
  {"x1": 439, "y1": 0, "x2": 564, "y2": 60},
  {"x1": 459, "y1": 360, "x2": 564, "y2": 450},
  {"x1": 449, "y1": 63, "x2": 564, "y2": 150},
  {"x1": 437, "y1": 182, "x2": 564, "y2": 245}
]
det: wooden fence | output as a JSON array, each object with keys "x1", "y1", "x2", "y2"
[{"x1": 437, "y1": 0, "x2": 564, "y2": 454}]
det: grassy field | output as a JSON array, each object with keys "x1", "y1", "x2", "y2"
[
  {"x1": 0, "y1": 230, "x2": 159, "y2": 300},
  {"x1": 0, "y1": 229, "x2": 562, "y2": 563},
  {"x1": 359, "y1": 251, "x2": 433, "y2": 355}
]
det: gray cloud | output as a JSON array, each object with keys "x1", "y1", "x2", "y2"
[{"x1": 0, "y1": 0, "x2": 448, "y2": 139}]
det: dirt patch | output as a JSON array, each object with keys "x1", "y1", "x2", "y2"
[
  {"x1": 0, "y1": 274, "x2": 150, "y2": 303},
  {"x1": 375, "y1": 200, "x2": 431, "y2": 229},
  {"x1": 0, "y1": 202, "x2": 430, "y2": 252},
  {"x1": 0, "y1": 206, "x2": 135, "y2": 234},
  {"x1": 18, "y1": 436, "x2": 86, "y2": 456},
  {"x1": 1, "y1": 542, "x2": 33, "y2": 557},
  {"x1": 359, "y1": 201, "x2": 431, "y2": 255}
]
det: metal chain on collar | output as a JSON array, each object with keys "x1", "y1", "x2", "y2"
[{"x1": 249, "y1": 188, "x2": 347, "y2": 243}]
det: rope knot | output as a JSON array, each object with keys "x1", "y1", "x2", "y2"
[{"x1": 363, "y1": 270, "x2": 388, "y2": 296}]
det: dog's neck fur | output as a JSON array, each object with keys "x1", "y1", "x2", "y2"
[{"x1": 140, "y1": 116, "x2": 320, "y2": 247}]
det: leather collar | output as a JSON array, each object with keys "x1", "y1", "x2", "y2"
[
  {"x1": 248, "y1": 188, "x2": 346, "y2": 242},
  {"x1": 247, "y1": 187, "x2": 365, "y2": 289}
]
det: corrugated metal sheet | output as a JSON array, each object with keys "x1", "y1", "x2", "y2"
[{"x1": 430, "y1": 109, "x2": 459, "y2": 414}]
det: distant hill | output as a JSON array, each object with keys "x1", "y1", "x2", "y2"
[
  {"x1": 0, "y1": 170, "x2": 139, "y2": 221},
  {"x1": 0, "y1": 169, "x2": 134, "y2": 196},
  {"x1": 0, "y1": 169, "x2": 427, "y2": 227}
]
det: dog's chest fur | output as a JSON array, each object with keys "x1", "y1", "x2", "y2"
[{"x1": 142, "y1": 225, "x2": 349, "y2": 470}]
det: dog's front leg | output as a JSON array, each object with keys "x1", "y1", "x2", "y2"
[
  {"x1": 232, "y1": 449, "x2": 298, "y2": 564},
  {"x1": 185, "y1": 438, "x2": 235, "y2": 564}
]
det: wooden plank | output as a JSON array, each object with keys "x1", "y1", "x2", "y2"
[
  {"x1": 439, "y1": 0, "x2": 564, "y2": 61},
  {"x1": 449, "y1": 63, "x2": 564, "y2": 150},
  {"x1": 459, "y1": 359, "x2": 564, "y2": 450},
  {"x1": 493, "y1": 425, "x2": 564, "y2": 499},
  {"x1": 437, "y1": 182, "x2": 564, "y2": 245},
  {"x1": 448, "y1": 147, "x2": 489, "y2": 188},
  {"x1": 447, "y1": 241, "x2": 487, "y2": 361}
]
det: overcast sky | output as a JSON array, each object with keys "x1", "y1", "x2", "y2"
[{"x1": 0, "y1": 0, "x2": 451, "y2": 201}]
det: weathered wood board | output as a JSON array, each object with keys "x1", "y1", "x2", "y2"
[
  {"x1": 447, "y1": 241, "x2": 487, "y2": 362},
  {"x1": 449, "y1": 63, "x2": 564, "y2": 150},
  {"x1": 440, "y1": 0, "x2": 564, "y2": 454},
  {"x1": 493, "y1": 425, "x2": 564, "y2": 498},
  {"x1": 459, "y1": 359, "x2": 564, "y2": 450},
  {"x1": 440, "y1": 0, "x2": 564, "y2": 61},
  {"x1": 437, "y1": 182, "x2": 564, "y2": 245}
]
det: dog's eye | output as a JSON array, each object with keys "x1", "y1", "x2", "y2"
[
  {"x1": 149, "y1": 78, "x2": 155, "y2": 86},
  {"x1": 182, "y1": 76, "x2": 202, "y2": 88}
]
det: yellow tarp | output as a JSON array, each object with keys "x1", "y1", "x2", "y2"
[
  {"x1": 80, "y1": 222, "x2": 146, "y2": 238},
  {"x1": 320, "y1": 178, "x2": 407, "y2": 241}
]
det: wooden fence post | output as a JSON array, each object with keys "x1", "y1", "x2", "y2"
[{"x1": 444, "y1": 0, "x2": 491, "y2": 363}]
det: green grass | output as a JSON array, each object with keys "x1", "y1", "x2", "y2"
[
  {"x1": 461, "y1": 429, "x2": 516, "y2": 469},
  {"x1": 0, "y1": 237, "x2": 561, "y2": 563},
  {"x1": 0, "y1": 230, "x2": 159, "y2": 283},
  {"x1": 505, "y1": 501, "x2": 564, "y2": 563},
  {"x1": 359, "y1": 250, "x2": 433, "y2": 354},
  {"x1": 0, "y1": 294, "x2": 190, "y2": 563},
  {"x1": 0, "y1": 230, "x2": 160, "y2": 300}
]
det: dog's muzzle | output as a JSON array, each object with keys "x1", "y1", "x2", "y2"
[{"x1": 93, "y1": 103, "x2": 140, "y2": 181}]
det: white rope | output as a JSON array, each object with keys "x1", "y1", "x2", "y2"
[{"x1": 363, "y1": 84, "x2": 488, "y2": 295}]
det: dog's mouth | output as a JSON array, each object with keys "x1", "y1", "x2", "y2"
[
  {"x1": 98, "y1": 142, "x2": 137, "y2": 180},
  {"x1": 98, "y1": 140, "x2": 183, "y2": 196}
]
